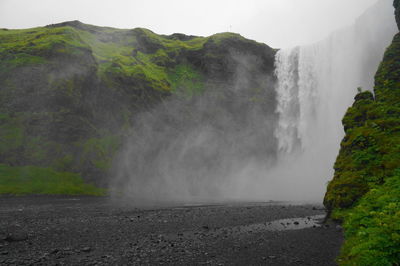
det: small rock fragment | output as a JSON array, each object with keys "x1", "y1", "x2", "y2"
[
  {"x1": 50, "y1": 249, "x2": 59, "y2": 254},
  {"x1": 81, "y1": 247, "x2": 91, "y2": 252}
]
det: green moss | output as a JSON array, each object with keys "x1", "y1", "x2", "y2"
[
  {"x1": 324, "y1": 16, "x2": 400, "y2": 266},
  {"x1": 168, "y1": 63, "x2": 204, "y2": 98},
  {"x1": 0, "y1": 22, "x2": 209, "y2": 94},
  {"x1": 374, "y1": 33, "x2": 400, "y2": 104},
  {"x1": 325, "y1": 92, "x2": 400, "y2": 210},
  {"x1": 70, "y1": 25, "x2": 208, "y2": 90},
  {"x1": 0, "y1": 164, "x2": 104, "y2": 195},
  {"x1": 0, "y1": 27, "x2": 88, "y2": 54},
  {"x1": 208, "y1": 32, "x2": 247, "y2": 45},
  {"x1": 0, "y1": 24, "x2": 206, "y2": 184},
  {"x1": 52, "y1": 154, "x2": 74, "y2": 172},
  {"x1": 338, "y1": 171, "x2": 400, "y2": 265},
  {"x1": 0, "y1": 21, "x2": 276, "y2": 197},
  {"x1": 78, "y1": 135, "x2": 121, "y2": 171},
  {"x1": 130, "y1": 28, "x2": 207, "y2": 52},
  {"x1": 0, "y1": 26, "x2": 90, "y2": 75},
  {"x1": 0, "y1": 113, "x2": 24, "y2": 165}
]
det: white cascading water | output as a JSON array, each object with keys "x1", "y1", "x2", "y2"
[
  {"x1": 274, "y1": 47, "x2": 301, "y2": 153},
  {"x1": 112, "y1": 0, "x2": 397, "y2": 204},
  {"x1": 273, "y1": 0, "x2": 397, "y2": 200}
]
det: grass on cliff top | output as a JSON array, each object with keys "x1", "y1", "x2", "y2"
[
  {"x1": 0, "y1": 23, "x2": 252, "y2": 93},
  {"x1": 0, "y1": 26, "x2": 89, "y2": 75},
  {"x1": 0, "y1": 164, "x2": 105, "y2": 196},
  {"x1": 73, "y1": 26, "x2": 208, "y2": 92}
]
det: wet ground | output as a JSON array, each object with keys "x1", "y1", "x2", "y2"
[{"x1": 0, "y1": 196, "x2": 343, "y2": 265}]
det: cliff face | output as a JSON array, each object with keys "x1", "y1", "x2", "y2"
[
  {"x1": 324, "y1": 2, "x2": 400, "y2": 213},
  {"x1": 323, "y1": 2, "x2": 400, "y2": 264},
  {"x1": 0, "y1": 21, "x2": 276, "y2": 188}
]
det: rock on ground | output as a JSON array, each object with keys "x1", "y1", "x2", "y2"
[{"x1": 0, "y1": 196, "x2": 343, "y2": 265}]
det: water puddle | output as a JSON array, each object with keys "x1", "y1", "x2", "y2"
[
  {"x1": 156, "y1": 215, "x2": 326, "y2": 244},
  {"x1": 233, "y1": 214, "x2": 325, "y2": 233}
]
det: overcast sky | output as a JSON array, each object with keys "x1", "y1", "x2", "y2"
[{"x1": 0, "y1": 0, "x2": 380, "y2": 48}]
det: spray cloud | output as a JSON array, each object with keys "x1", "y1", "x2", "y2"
[{"x1": 110, "y1": 0, "x2": 397, "y2": 204}]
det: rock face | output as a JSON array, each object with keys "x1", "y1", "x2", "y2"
[
  {"x1": 323, "y1": 1, "x2": 400, "y2": 264},
  {"x1": 324, "y1": 2, "x2": 400, "y2": 212},
  {"x1": 0, "y1": 21, "x2": 276, "y2": 186}
]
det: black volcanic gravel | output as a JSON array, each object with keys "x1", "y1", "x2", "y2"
[{"x1": 0, "y1": 196, "x2": 343, "y2": 265}]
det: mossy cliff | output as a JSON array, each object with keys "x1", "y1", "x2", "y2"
[
  {"x1": 0, "y1": 21, "x2": 276, "y2": 194},
  {"x1": 323, "y1": 2, "x2": 400, "y2": 264}
]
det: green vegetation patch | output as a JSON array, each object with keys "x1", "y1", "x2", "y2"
[
  {"x1": 337, "y1": 171, "x2": 400, "y2": 266},
  {"x1": 324, "y1": 26, "x2": 400, "y2": 266},
  {"x1": 324, "y1": 93, "x2": 400, "y2": 210},
  {"x1": 0, "y1": 164, "x2": 104, "y2": 196},
  {"x1": 207, "y1": 32, "x2": 247, "y2": 45},
  {"x1": 77, "y1": 135, "x2": 121, "y2": 171},
  {"x1": 0, "y1": 21, "x2": 275, "y2": 198},
  {"x1": 72, "y1": 25, "x2": 208, "y2": 91},
  {"x1": 168, "y1": 63, "x2": 204, "y2": 98},
  {"x1": 0, "y1": 26, "x2": 90, "y2": 74}
]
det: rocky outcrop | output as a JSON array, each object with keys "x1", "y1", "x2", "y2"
[
  {"x1": 0, "y1": 22, "x2": 276, "y2": 185},
  {"x1": 323, "y1": 1, "x2": 400, "y2": 264},
  {"x1": 324, "y1": 0, "x2": 400, "y2": 216}
]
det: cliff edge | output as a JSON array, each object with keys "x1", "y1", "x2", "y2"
[{"x1": 323, "y1": 1, "x2": 400, "y2": 264}]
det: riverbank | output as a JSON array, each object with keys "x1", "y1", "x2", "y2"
[{"x1": 0, "y1": 196, "x2": 343, "y2": 265}]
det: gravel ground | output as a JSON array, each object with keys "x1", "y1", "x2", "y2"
[{"x1": 0, "y1": 196, "x2": 343, "y2": 265}]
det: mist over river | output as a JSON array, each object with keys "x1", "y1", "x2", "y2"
[{"x1": 111, "y1": 0, "x2": 397, "y2": 204}]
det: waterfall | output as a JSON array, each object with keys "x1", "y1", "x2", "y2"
[
  {"x1": 274, "y1": 47, "x2": 301, "y2": 153},
  {"x1": 112, "y1": 0, "x2": 397, "y2": 204},
  {"x1": 273, "y1": 0, "x2": 397, "y2": 199}
]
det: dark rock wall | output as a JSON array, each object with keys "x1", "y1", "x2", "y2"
[
  {"x1": 324, "y1": 0, "x2": 400, "y2": 214},
  {"x1": 0, "y1": 22, "x2": 277, "y2": 185}
]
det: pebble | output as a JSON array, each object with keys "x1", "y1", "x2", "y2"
[
  {"x1": 52, "y1": 249, "x2": 61, "y2": 254},
  {"x1": 0, "y1": 198, "x2": 343, "y2": 265},
  {"x1": 82, "y1": 247, "x2": 92, "y2": 252}
]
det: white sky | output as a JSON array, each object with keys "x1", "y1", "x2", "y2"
[{"x1": 0, "y1": 0, "x2": 379, "y2": 48}]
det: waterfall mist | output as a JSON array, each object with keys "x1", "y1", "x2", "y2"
[
  {"x1": 110, "y1": 53, "x2": 279, "y2": 204},
  {"x1": 273, "y1": 0, "x2": 397, "y2": 201},
  {"x1": 110, "y1": 0, "x2": 397, "y2": 205}
]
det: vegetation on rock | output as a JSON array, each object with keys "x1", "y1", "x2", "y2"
[
  {"x1": 0, "y1": 21, "x2": 275, "y2": 195},
  {"x1": 0, "y1": 164, "x2": 104, "y2": 195},
  {"x1": 324, "y1": 2, "x2": 400, "y2": 264}
]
